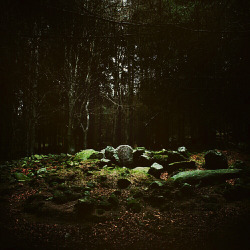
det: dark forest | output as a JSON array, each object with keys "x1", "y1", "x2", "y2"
[
  {"x1": 1, "y1": 0, "x2": 249, "y2": 159},
  {"x1": 0, "y1": 1, "x2": 250, "y2": 249}
]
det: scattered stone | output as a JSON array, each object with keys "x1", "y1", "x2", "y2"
[
  {"x1": 105, "y1": 146, "x2": 116, "y2": 159},
  {"x1": 133, "y1": 148, "x2": 146, "y2": 163},
  {"x1": 37, "y1": 167, "x2": 47, "y2": 175},
  {"x1": 117, "y1": 178, "x2": 131, "y2": 189},
  {"x1": 204, "y1": 150, "x2": 228, "y2": 170},
  {"x1": 171, "y1": 169, "x2": 242, "y2": 185},
  {"x1": 99, "y1": 158, "x2": 111, "y2": 168},
  {"x1": 116, "y1": 145, "x2": 133, "y2": 167},
  {"x1": 148, "y1": 162, "x2": 164, "y2": 178}
]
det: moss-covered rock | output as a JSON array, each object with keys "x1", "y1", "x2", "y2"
[
  {"x1": 171, "y1": 169, "x2": 242, "y2": 185},
  {"x1": 74, "y1": 149, "x2": 102, "y2": 161},
  {"x1": 148, "y1": 163, "x2": 164, "y2": 178}
]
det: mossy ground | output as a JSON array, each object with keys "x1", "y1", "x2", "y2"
[{"x1": 0, "y1": 149, "x2": 249, "y2": 249}]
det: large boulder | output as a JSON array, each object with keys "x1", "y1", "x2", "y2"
[
  {"x1": 116, "y1": 145, "x2": 133, "y2": 167},
  {"x1": 171, "y1": 169, "x2": 242, "y2": 186},
  {"x1": 98, "y1": 158, "x2": 111, "y2": 168},
  {"x1": 105, "y1": 146, "x2": 115, "y2": 159},
  {"x1": 133, "y1": 147, "x2": 145, "y2": 163},
  {"x1": 104, "y1": 146, "x2": 119, "y2": 164},
  {"x1": 204, "y1": 150, "x2": 228, "y2": 170},
  {"x1": 148, "y1": 162, "x2": 164, "y2": 178},
  {"x1": 166, "y1": 161, "x2": 196, "y2": 175},
  {"x1": 136, "y1": 154, "x2": 153, "y2": 167}
]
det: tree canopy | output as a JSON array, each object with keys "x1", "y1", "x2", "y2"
[{"x1": 0, "y1": 0, "x2": 250, "y2": 159}]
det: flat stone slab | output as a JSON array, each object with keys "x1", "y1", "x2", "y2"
[{"x1": 171, "y1": 169, "x2": 242, "y2": 185}]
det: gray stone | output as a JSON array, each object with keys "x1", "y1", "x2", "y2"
[
  {"x1": 99, "y1": 158, "x2": 111, "y2": 168},
  {"x1": 116, "y1": 145, "x2": 133, "y2": 167},
  {"x1": 148, "y1": 162, "x2": 164, "y2": 178}
]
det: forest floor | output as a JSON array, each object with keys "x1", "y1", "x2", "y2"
[{"x1": 0, "y1": 149, "x2": 250, "y2": 250}]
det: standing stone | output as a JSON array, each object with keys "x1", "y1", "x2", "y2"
[
  {"x1": 148, "y1": 162, "x2": 164, "y2": 178},
  {"x1": 104, "y1": 146, "x2": 120, "y2": 164},
  {"x1": 204, "y1": 150, "x2": 228, "y2": 170},
  {"x1": 116, "y1": 145, "x2": 133, "y2": 167},
  {"x1": 104, "y1": 146, "x2": 115, "y2": 159}
]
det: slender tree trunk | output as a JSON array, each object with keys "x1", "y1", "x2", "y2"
[{"x1": 81, "y1": 100, "x2": 90, "y2": 149}]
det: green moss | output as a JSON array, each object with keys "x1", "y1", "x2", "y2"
[{"x1": 74, "y1": 149, "x2": 100, "y2": 161}]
